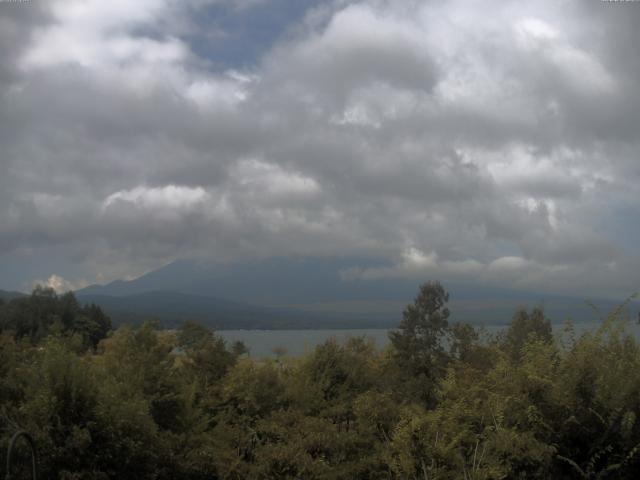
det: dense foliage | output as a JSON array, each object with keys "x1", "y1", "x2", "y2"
[{"x1": 1, "y1": 283, "x2": 640, "y2": 479}]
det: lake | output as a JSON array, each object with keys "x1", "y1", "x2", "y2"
[
  {"x1": 218, "y1": 329, "x2": 392, "y2": 358},
  {"x1": 218, "y1": 320, "x2": 640, "y2": 358}
]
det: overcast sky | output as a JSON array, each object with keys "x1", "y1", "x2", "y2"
[{"x1": 0, "y1": 0, "x2": 639, "y2": 297}]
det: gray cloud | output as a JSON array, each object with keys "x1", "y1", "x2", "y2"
[{"x1": 0, "y1": 0, "x2": 639, "y2": 297}]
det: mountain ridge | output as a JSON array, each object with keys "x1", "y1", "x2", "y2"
[
  {"x1": 75, "y1": 256, "x2": 638, "y2": 328},
  {"x1": 0, "y1": 289, "x2": 26, "y2": 301},
  {"x1": 77, "y1": 289, "x2": 395, "y2": 330}
]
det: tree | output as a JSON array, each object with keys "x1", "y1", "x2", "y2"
[
  {"x1": 177, "y1": 320, "x2": 212, "y2": 351},
  {"x1": 231, "y1": 340, "x2": 249, "y2": 357},
  {"x1": 389, "y1": 281, "x2": 451, "y2": 406},
  {"x1": 177, "y1": 321, "x2": 237, "y2": 388},
  {"x1": 0, "y1": 288, "x2": 111, "y2": 349},
  {"x1": 503, "y1": 307, "x2": 552, "y2": 360}
]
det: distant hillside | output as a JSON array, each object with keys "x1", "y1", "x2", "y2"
[
  {"x1": 76, "y1": 257, "x2": 408, "y2": 303},
  {"x1": 77, "y1": 256, "x2": 639, "y2": 328},
  {"x1": 77, "y1": 290, "x2": 396, "y2": 330},
  {"x1": 0, "y1": 289, "x2": 26, "y2": 301}
]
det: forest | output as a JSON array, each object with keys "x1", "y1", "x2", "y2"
[{"x1": 1, "y1": 283, "x2": 640, "y2": 479}]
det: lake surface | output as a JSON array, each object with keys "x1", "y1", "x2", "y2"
[
  {"x1": 218, "y1": 321, "x2": 640, "y2": 358},
  {"x1": 218, "y1": 329, "x2": 392, "y2": 358}
]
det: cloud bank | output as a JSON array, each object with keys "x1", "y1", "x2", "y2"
[{"x1": 0, "y1": 0, "x2": 639, "y2": 297}]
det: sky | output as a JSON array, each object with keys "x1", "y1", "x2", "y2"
[{"x1": 0, "y1": 0, "x2": 639, "y2": 298}]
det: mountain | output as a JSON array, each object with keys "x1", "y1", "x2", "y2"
[
  {"x1": 0, "y1": 289, "x2": 26, "y2": 301},
  {"x1": 77, "y1": 290, "x2": 395, "y2": 329},
  {"x1": 77, "y1": 257, "x2": 638, "y2": 328},
  {"x1": 77, "y1": 257, "x2": 408, "y2": 303}
]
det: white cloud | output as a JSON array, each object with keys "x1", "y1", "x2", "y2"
[
  {"x1": 514, "y1": 17, "x2": 559, "y2": 45},
  {"x1": 20, "y1": 0, "x2": 250, "y2": 109},
  {"x1": 513, "y1": 16, "x2": 615, "y2": 95},
  {"x1": 342, "y1": 248, "x2": 484, "y2": 281},
  {"x1": 103, "y1": 185, "x2": 209, "y2": 211},
  {"x1": 22, "y1": 0, "x2": 182, "y2": 70},
  {"x1": 231, "y1": 159, "x2": 321, "y2": 197},
  {"x1": 274, "y1": 2, "x2": 435, "y2": 103},
  {"x1": 488, "y1": 256, "x2": 532, "y2": 272},
  {"x1": 31, "y1": 274, "x2": 86, "y2": 293}
]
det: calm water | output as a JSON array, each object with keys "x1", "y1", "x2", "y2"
[
  {"x1": 218, "y1": 329, "x2": 391, "y2": 358},
  {"x1": 218, "y1": 321, "x2": 640, "y2": 358}
]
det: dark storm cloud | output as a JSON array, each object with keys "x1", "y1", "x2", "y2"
[{"x1": 0, "y1": 0, "x2": 639, "y2": 296}]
